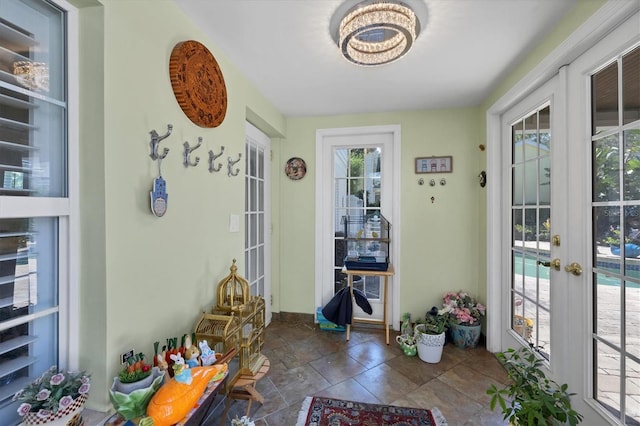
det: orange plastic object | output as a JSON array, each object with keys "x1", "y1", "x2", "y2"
[{"x1": 145, "y1": 364, "x2": 227, "y2": 426}]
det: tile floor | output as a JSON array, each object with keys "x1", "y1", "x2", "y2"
[{"x1": 206, "y1": 318, "x2": 510, "y2": 426}]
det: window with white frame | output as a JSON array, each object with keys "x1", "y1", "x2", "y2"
[{"x1": 0, "y1": 0, "x2": 73, "y2": 424}]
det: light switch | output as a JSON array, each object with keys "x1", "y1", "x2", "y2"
[{"x1": 229, "y1": 214, "x2": 240, "y2": 232}]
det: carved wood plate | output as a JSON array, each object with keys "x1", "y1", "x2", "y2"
[{"x1": 169, "y1": 40, "x2": 227, "y2": 128}]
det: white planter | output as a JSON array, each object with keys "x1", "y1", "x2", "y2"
[{"x1": 414, "y1": 325, "x2": 445, "y2": 363}]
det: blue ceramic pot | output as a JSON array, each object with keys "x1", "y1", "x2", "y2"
[
  {"x1": 610, "y1": 243, "x2": 640, "y2": 258},
  {"x1": 449, "y1": 323, "x2": 481, "y2": 349}
]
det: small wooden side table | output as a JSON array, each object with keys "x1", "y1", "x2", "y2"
[
  {"x1": 342, "y1": 264, "x2": 394, "y2": 345},
  {"x1": 221, "y1": 357, "x2": 270, "y2": 423}
]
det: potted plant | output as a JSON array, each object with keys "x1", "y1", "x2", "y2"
[
  {"x1": 487, "y1": 346, "x2": 583, "y2": 425},
  {"x1": 13, "y1": 366, "x2": 90, "y2": 426},
  {"x1": 414, "y1": 306, "x2": 448, "y2": 363},
  {"x1": 603, "y1": 228, "x2": 640, "y2": 258},
  {"x1": 441, "y1": 290, "x2": 486, "y2": 348}
]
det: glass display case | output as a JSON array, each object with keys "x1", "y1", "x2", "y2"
[{"x1": 342, "y1": 213, "x2": 390, "y2": 271}]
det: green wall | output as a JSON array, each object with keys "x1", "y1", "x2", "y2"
[
  {"x1": 76, "y1": 0, "x2": 284, "y2": 411},
  {"x1": 280, "y1": 110, "x2": 484, "y2": 318}
]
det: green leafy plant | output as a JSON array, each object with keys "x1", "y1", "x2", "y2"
[
  {"x1": 487, "y1": 346, "x2": 583, "y2": 425},
  {"x1": 602, "y1": 228, "x2": 630, "y2": 246},
  {"x1": 415, "y1": 306, "x2": 449, "y2": 334}
]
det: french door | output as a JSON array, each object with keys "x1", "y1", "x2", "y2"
[
  {"x1": 495, "y1": 10, "x2": 639, "y2": 425},
  {"x1": 245, "y1": 122, "x2": 271, "y2": 325},
  {"x1": 571, "y1": 38, "x2": 640, "y2": 426}
]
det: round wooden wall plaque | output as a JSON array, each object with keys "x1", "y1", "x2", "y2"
[{"x1": 169, "y1": 40, "x2": 227, "y2": 128}]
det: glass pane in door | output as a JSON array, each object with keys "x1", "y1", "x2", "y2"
[
  {"x1": 245, "y1": 138, "x2": 266, "y2": 298},
  {"x1": 510, "y1": 104, "x2": 552, "y2": 358},
  {"x1": 591, "y1": 45, "x2": 640, "y2": 424},
  {"x1": 333, "y1": 147, "x2": 384, "y2": 316}
]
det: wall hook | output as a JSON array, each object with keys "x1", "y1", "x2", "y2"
[
  {"x1": 479, "y1": 171, "x2": 487, "y2": 188},
  {"x1": 183, "y1": 137, "x2": 203, "y2": 168},
  {"x1": 227, "y1": 153, "x2": 242, "y2": 177},
  {"x1": 208, "y1": 146, "x2": 225, "y2": 173},
  {"x1": 149, "y1": 124, "x2": 173, "y2": 160}
]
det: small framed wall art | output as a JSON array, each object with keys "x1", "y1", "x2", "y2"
[
  {"x1": 415, "y1": 156, "x2": 453, "y2": 174},
  {"x1": 285, "y1": 157, "x2": 307, "y2": 180}
]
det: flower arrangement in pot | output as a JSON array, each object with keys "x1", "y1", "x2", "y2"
[
  {"x1": 487, "y1": 346, "x2": 583, "y2": 425},
  {"x1": 441, "y1": 290, "x2": 486, "y2": 348},
  {"x1": 414, "y1": 306, "x2": 448, "y2": 363},
  {"x1": 13, "y1": 366, "x2": 90, "y2": 425}
]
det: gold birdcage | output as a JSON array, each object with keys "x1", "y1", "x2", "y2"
[
  {"x1": 194, "y1": 313, "x2": 241, "y2": 355},
  {"x1": 198, "y1": 259, "x2": 266, "y2": 381}
]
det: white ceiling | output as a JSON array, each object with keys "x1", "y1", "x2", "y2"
[{"x1": 174, "y1": 0, "x2": 577, "y2": 117}]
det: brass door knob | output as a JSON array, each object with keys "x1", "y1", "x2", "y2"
[{"x1": 565, "y1": 262, "x2": 582, "y2": 276}]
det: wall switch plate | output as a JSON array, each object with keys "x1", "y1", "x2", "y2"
[{"x1": 229, "y1": 214, "x2": 240, "y2": 232}]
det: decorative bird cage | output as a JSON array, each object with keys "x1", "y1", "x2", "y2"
[
  {"x1": 194, "y1": 313, "x2": 241, "y2": 355},
  {"x1": 200, "y1": 259, "x2": 266, "y2": 382},
  {"x1": 216, "y1": 259, "x2": 251, "y2": 313}
]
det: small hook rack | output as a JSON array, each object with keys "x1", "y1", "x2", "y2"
[
  {"x1": 208, "y1": 146, "x2": 225, "y2": 173},
  {"x1": 149, "y1": 124, "x2": 173, "y2": 160},
  {"x1": 183, "y1": 137, "x2": 203, "y2": 168},
  {"x1": 227, "y1": 153, "x2": 242, "y2": 177}
]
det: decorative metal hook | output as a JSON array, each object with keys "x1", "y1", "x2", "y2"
[
  {"x1": 227, "y1": 153, "x2": 242, "y2": 177},
  {"x1": 149, "y1": 124, "x2": 173, "y2": 160},
  {"x1": 183, "y1": 137, "x2": 203, "y2": 168},
  {"x1": 208, "y1": 146, "x2": 225, "y2": 173},
  {"x1": 479, "y1": 171, "x2": 487, "y2": 188}
]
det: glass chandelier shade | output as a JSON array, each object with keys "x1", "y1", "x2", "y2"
[
  {"x1": 338, "y1": 1, "x2": 419, "y2": 66},
  {"x1": 13, "y1": 61, "x2": 49, "y2": 92}
]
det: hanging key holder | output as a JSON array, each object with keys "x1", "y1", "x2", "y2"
[{"x1": 150, "y1": 155, "x2": 169, "y2": 217}]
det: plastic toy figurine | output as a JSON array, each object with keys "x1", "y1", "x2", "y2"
[
  {"x1": 170, "y1": 353, "x2": 192, "y2": 385},
  {"x1": 198, "y1": 340, "x2": 216, "y2": 366}
]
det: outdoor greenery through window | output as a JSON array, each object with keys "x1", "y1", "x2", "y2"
[
  {"x1": 591, "y1": 44, "x2": 640, "y2": 424},
  {"x1": 334, "y1": 147, "x2": 382, "y2": 299},
  {"x1": 510, "y1": 103, "x2": 552, "y2": 360}
]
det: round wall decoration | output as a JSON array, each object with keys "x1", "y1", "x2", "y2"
[
  {"x1": 285, "y1": 157, "x2": 307, "y2": 180},
  {"x1": 169, "y1": 40, "x2": 227, "y2": 128}
]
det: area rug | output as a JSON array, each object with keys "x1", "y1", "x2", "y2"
[{"x1": 295, "y1": 396, "x2": 448, "y2": 426}]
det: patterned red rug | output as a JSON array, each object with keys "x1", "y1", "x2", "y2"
[{"x1": 295, "y1": 396, "x2": 448, "y2": 426}]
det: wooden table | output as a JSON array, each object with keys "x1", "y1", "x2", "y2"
[
  {"x1": 221, "y1": 356, "x2": 270, "y2": 423},
  {"x1": 342, "y1": 264, "x2": 394, "y2": 345}
]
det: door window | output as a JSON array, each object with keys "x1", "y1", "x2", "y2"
[
  {"x1": 510, "y1": 104, "x2": 552, "y2": 358},
  {"x1": 244, "y1": 122, "x2": 271, "y2": 323},
  {"x1": 591, "y1": 45, "x2": 640, "y2": 424}
]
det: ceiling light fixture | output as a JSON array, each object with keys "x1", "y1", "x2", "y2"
[{"x1": 338, "y1": 1, "x2": 420, "y2": 66}]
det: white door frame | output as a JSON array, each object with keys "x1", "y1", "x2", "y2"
[{"x1": 315, "y1": 125, "x2": 402, "y2": 330}]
